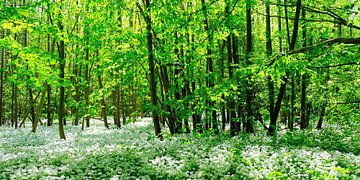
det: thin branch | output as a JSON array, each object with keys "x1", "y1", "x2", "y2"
[
  {"x1": 268, "y1": 37, "x2": 360, "y2": 66},
  {"x1": 289, "y1": 37, "x2": 360, "y2": 55},
  {"x1": 68, "y1": 10, "x2": 82, "y2": 36},
  {"x1": 309, "y1": 62, "x2": 359, "y2": 69}
]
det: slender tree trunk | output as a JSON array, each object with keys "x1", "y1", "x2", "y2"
[
  {"x1": 23, "y1": 12, "x2": 36, "y2": 128},
  {"x1": 161, "y1": 65, "x2": 175, "y2": 134},
  {"x1": 157, "y1": 67, "x2": 166, "y2": 127},
  {"x1": 201, "y1": 0, "x2": 218, "y2": 134},
  {"x1": 266, "y1": 1, "x2": 275, "y2": 131},
  {"x1": 268, "y1": 0, "x2": 302, "y2": 135},
  {"x1": 232, "y1": 34, "x2": 242, "y2": 133},
  {"x1": 47, "y1": 84, "x2": 52, "y2": 126},
  {"x1": 31, "y1": 88, "x2": 47, "y2": 133},
  {"x1": 111, "y1": 71, "x2": 121, "y2": 128},
  {"x1": 317, "y1": 97, "x2": 327, "y2": 129},
  {"x1": 317, "y1": 69, "x2": 330, "y2": 129},
  {"x1": 227, "y1": 34, "x2": 237, "y2": 136},
  {"x1": 144, "y1": 0, "x2": 162, "y2": 138},
  {"x1": 97, "y1": 64, "x2": 109, "y2": 129},
  {"x1": 58, "y1": 0, "x2": 66, "y2": 139},
  {"x1": 47, "y1": 34, "x2": 53, "y2": 126},
  {"x1": 300, "y1": 8, "x2": 308, "y2": 129},
  {"x1": 284, "y1": 0, "x2": 291, "y2": 48},
  {"x1": 290, "y1": 76, "x2": 295, "y2": 127},
  {"x1": 0, "y1": 29, "x2": 4, "y2": 126},
  {"x1": 218, "y1": 39, "x2": 227, "y2": 131},
  {"x1": 73, "y1": 64, "x2": 81, "y2": 126},
  {"x1": 174, "y1": 33, "x2": 183, "y2": 133},
  {"x1": 284, "y1": 0, "x2": 292, "y2": 130},
  {"x1": 183, "y1": 83, "x2": 191, "y2": 133},
  {"x1": 116, "y1": 86, "x2": 121, "y2": 128},
  {"x1": 84, "y1": 62, "x2": 90, "y2": 128},
  {"x1": 245, "y1": 0, "x2": 254, "y2": 133},
  {"x1": 121, "y1": 88, "x2": 127, "y2": 125},
  {"x1": 11, "y1": 66, "x2": 18, "y2": 128}
]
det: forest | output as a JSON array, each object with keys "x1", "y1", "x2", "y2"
[{"x1": 0, "y1": 0, "x2": 359, "y2": 179}]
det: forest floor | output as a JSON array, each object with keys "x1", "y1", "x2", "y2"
[{"x1": 0, "y1": 118, "x2": 359, "y2": 179}]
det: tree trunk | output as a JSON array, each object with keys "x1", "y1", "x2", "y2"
[
  {"x1": 300, "y1": 8, "x2": 308, "y2": 129},
  {"x1": 227, "y1": 34, "x2": 237, "y2": 136},
  {"x1": 12, "y1": 77, "x2": 18, "y2": 128},
  {"x1": 58, "y1": 0, "x2": 66, "y2": 139},
  {"x1": 245, "y1": 0, "x2": 254, "y2": 133},
  {"x1": 317, "y1": 69, "x2": 330, "y2": 129},
  {"x1": 47, "y1": 34, "x2": 53, "y2": 126},
  {"x1": 290, "y1": 76, "x2": 295, "y2": 127},
  {"x1": 97, "y1": 64, "x2": 109, "y2": 129},
  {"x1": 84, "y1": 62, "x2": 90, "y2": 128},
  {"x1": 23, "y1": 15, "x2": 36, "y2": 128},
  {"x1": 144, "y1": 0, "x2": 162, "y2": 138},
  {"x1": 121, "y1": 89, "x2": 127, "y2": 125},
  {"x1": 174, "y1": 33, "x2": 182, "y2": 134},
  {"x1": 268, "y1": 0, "x2": 302, "y2": 135},
  {"x1": 0, "y1": 29, "x2": 4, "y2": 126},
  {"x1": 201, "y1": 0, "x2": 218, "y2": 134},
  {"x1": 266, "y1": 1, "x2": 275, "y2": 131},
  {"x1": 32, "y1": 88, "x2": 47, "y2": 133},
  {"x1": 160, "y1": 65, "x2": 175, "y2": 134},
  {"x1": 111, "y1": 71, "x2": 121, "y2": 128}
]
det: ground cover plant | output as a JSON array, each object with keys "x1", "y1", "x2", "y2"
[
  {"x1": 0, "y1": 0, "x2": 359, "y2": 179},
  {"x1": 1, "y1": 118, "x2": 359, "y2": 179}
]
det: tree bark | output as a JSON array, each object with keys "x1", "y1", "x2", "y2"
[
  {"x1": 245, "y1": 0, "x2": 254, "y2": 133},
  {"x1": 58, "y1": 0, "x2": 66, "y2": 139},
  {"x1": 0, "y1": 29, "x2": 4, "y2": 126},
  {"x1": 32, "y1": 88, "x2": 47, "y2": 133},
  {"x1": 201, "y1": 0, "x2": 218, "y2": 134},
  {"x1": 144, "y1": 0, "x2": 162, "y2": 138},
  {"x1": 268, "y1": 0, "x2": 302, "y2": 135},
  {"x1": 266, "y1": 1, "x2": 275, "y2": 132},
  {"x1": 300, "y1": 8, "x2": 308, "y2": 129}
]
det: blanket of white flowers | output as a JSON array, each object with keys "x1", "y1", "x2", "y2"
[{"x1": 0, "y1": 118, "x2": 359, "y2": 179}]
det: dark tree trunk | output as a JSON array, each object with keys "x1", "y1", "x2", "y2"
[
  {"x1": 245, "y1": 0, "x2": 254, "y2": 133},
  {"x1": 23, "y1": 21, "x2": 36, "y2": 128},
  {"x1": 317, "y1": 69, "x2": 330, "y2": 129},
  {"x1": 227, "y1": 35, "x2": 237, "y2": 136},
  {"x1": 268, "y1": 0, "x2": 302, "y2": 135},
  {"x1": 121, "y1": 89, "x2": 127, "y2": 125},
  {"x1": 201, "y1": 0, "x2": 218, "y2": 134},
  {"x1": 83, "y1": 59, "x2": 90, "y2": 129},
  {"x1": 290, "y1": 76, "x2": 295, "y2": 127},
  {"x1": 58, "y1": 1, "x2": 66, "y2": 139},
  {"x1": 300, "y1": 8, "x2": 308, "y2": 129},
  {"x1": 144, "y1": 0, "x2": 162, "y2": 138},
  {"x1": 174, "y1": 33, "x2": 182, "y2": 133},
  {"x1": 47, "y1": 34, "x2": 53, "y2": 126},
  {"x1": 266, "y1": 1, "x2": 275, "y2": 131},
  {"x1": 111, "y1": 71, "x2": 121, "y2": 128},
  {"x1": 161, "y1": 65, "x2": 175, "y2": 134},
  {"x1": 47, "y1": 85, "x2": 52, "y2": 126},
  {"x1": 12, "y1": 74, "x2": 18, "y2": 128},
  {"x1": 97, "y1": 64, "x2": 109, "y2": 129}
]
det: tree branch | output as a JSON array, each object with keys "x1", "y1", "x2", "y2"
[
  {"x1": 268, "y1": 37, "x2": 360, "y2": 66},
  {"x1": 289, "y1": 37, "x2": 360, "y2": 55},
  {"x1": 309, "y1": 62, "x2": 359, "y2": 69}
]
